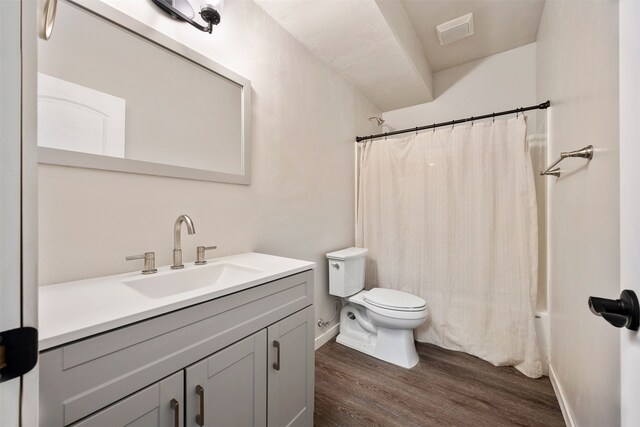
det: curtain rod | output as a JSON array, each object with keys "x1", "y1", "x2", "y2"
[{"x1": 355, "y1": 100, "x2": 551, "y2": 142}]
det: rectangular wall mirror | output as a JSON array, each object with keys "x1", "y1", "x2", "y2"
[{"x1": 37, "y1": 0, "x2": 251, "y2": 184}]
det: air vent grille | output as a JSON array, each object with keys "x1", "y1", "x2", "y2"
[{"x1": 436, "y1": 13, "x2": 474, "y2": 46}]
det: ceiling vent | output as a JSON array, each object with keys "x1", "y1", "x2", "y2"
[{"x1": 436, "y1": 13, "x2": 474, "y2": 46}]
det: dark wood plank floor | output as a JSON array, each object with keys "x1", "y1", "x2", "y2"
[{"x1": 314, "y1": 340, "x2": 564, "y2": 427}]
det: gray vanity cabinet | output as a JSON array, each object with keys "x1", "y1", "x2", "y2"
[
  {"x1": 185, "y1": 330, "x2": 267, "y2": 427},
  {"x1": 267, "y1": 308, "x2": 315, "y2": 427},
  {"x1": 40, "y1": 270, "x2": 315, "y2": 427},
  {"x1": 71, "y1": 371, "x2": 183, "y2": 427}
]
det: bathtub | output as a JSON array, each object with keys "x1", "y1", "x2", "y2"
[{"x1": 534, "y1": 310, "x2": 550, "y2": 375}]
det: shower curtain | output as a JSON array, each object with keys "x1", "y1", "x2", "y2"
[{"x1": 356, "y1": 116, "x2": 542, "y2": 378}]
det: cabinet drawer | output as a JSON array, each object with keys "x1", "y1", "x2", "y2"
[{"x1": 40, "y1": 271, "x2": 313, "y2": 426}]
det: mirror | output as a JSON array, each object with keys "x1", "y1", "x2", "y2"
[{"x1": 37, "y1": 0, "x2": 251, "y2": 184}]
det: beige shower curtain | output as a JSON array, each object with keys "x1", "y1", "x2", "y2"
[{"x1": 356, "y1": 116, "x2": 542, "y2": 378}]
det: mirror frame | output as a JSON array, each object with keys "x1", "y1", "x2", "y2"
[{"x1": 38, "y1": 0, "x2": 252, "y2": 185}]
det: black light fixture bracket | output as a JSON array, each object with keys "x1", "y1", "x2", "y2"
[{"x1": 151, "y1": 0, "x2": 220, "y2": 34}]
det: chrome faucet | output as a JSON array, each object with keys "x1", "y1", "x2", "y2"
[
  {"x1": 125, "y1": 251, "x2": 157, "y2": 274},
  {"x1": 171, "y1": 214, "x2": 195, "y2": 269}
]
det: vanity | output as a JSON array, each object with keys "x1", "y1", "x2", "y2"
[
  {"x1": 36, "y1": 1, "x2": 315, "y2": 425},
  {"x1": 39, "y1": 253, "x2": 315, "y2": 427}
]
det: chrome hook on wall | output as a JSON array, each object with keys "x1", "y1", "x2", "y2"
[{"x1": 540, "y1": 145, "x2": 594, "y2": 177}]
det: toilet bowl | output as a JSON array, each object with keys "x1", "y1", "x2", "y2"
[{"x1": 326, "y1": 248, "x2": 427, "y2": 368}]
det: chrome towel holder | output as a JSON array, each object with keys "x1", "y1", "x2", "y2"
[{"x1": 540, "y1": 145, "x2": 594, "y2": 177}]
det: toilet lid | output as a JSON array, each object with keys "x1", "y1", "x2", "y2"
[{"x1": 363, "y1": 288, "x2": 426, "y2": 311}]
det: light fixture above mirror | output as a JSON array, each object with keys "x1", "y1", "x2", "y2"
[{"x1": 151, "y1": 0, "x2": 224, "y2": 34}]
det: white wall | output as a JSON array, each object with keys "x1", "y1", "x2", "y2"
[
  {"x1": 620, "y1": 2, "x2": 640, "y2": 426},
  {"x1": 382, "y1": 43, "x2": 536, "y2": 128},
  {"x1": 382, "y1": 43, "x2": 548, "y2": 311},
  {"x1": 537, "y1": 1, "x2": 620, "y2": 425},
  {"x1": 37, "y1": 0, "x2": 380, "y2": 343}
]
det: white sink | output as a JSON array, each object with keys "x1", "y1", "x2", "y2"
[
  {"x1": 123, "y1": 262, "x2": 263, "y2": 299},
  {"x1": 39, "y1": 252, "x2": 316, "y2": 350}
]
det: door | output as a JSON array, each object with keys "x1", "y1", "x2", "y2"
[
  {"x1": 71, "y1": 371, "x2": 183, "y2": 427},
  {"x1": 185, "y1": 330, "x2": 267, "y2": 427},
  {"x1": 0, "y1": 0, "x2": 38, "y2": 425},
  {"x1": 619, "y1": 1, "x2": 640, "y2": 426},
  {"x1": 267, "y1": 307, "x2": 314, "y2": 427}
]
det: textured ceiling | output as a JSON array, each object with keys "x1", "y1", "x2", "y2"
[
  {"x1": 256, "y1": 0, "x2": 544, "y2": 110},
  {"x1": 255, "y1": 0, "x2": 434, "y2": 111}
]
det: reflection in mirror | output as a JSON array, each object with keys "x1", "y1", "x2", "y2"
[
  {"x1": 38, "y1": 73, "x2": 126, "y2": 157},
  {"x1": 37, "y1": 0, "x2": 251, "y2": 184}
]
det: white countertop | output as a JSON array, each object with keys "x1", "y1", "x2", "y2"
[{"x1": 39, "y1": 252, "x2": 315, "y2": 350}]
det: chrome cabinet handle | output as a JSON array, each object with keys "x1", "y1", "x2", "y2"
[
  {"x1": 331, "y1": 263, "x2": 340, "y2": 269},
  {"x1": 170, "y1": 399, "x2": 180, "y2": 427},
  {"x1": 273, "y1": 340, "x2": 281, "y2": 371},
  {"x1": 195, "y1": 245, "x2": 217, "y2": 265},
  {"x1": 195, "y1": 385, "x2": 205, "y2": 426}
]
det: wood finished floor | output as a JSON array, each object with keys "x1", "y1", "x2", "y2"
[{"x1": 314, "y1": 340, "x2": 564, "y2": 427}]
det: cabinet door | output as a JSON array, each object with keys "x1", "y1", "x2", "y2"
[
  {"x1": 71, "y1": 371, "x2": 183, "y2": 427},
  {"x1": 267, "y1": 307, "x2": 314, "y2": 427},
  {"x1": 185, "y1": 330, "x2": 267, "y2": 427}
]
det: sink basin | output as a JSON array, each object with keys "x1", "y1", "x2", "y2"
[{"x1": 123, "y1": 262, "x2": 263, "y2": 299}]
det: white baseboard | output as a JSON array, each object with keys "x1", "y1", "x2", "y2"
[
  {"x1": 549, "y1": 363, "x2": 576, "y2": 427},
  {"x1": 314, "y1": 323, "x2": 340, "y2": 350}
]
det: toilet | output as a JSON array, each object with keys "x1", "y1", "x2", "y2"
[{"x1": 327, "y1": 247, "x2": 427, "y2": 368}]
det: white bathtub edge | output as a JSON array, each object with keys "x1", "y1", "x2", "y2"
[{"x1": 535, "y1": 310, "x2": 550, "y2": 375}]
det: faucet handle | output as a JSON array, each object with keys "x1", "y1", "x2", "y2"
[
  {"x1": 195, "y1": 246, "x2": 217, "y2": 265},
  {"x1": 126, "y1": 252, "x2": 158, "y2": 274}
]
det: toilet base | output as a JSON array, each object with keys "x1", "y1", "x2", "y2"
[{"x1": 336, "y1": 305, "x2": 420, "y2": 369}]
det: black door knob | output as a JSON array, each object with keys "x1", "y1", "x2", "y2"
[{"x1": 588, "y1": 290, "x2": 639, "y2": 331}]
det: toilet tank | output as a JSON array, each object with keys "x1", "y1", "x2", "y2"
[{"x1": 326, "y1": 247, "x2": 369, "y2": 297}]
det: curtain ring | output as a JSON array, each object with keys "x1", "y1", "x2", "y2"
[
  {"x1": 470, "y1": 116, "x2": 474, "y2": 126},
  {"x1": 492, "y1": 113, "x2": 495, "y2": 123},
  {"x1": 415, "y1": 127, "x2": 418, "y2": 135},
  {"x1": 451, "y1": 120, "x2": 455, "y2": 129},
  {"x1": 516, "y1": 108, "x2": 520, "y2": 119},
  {"x1": 433, "y1": 123, "x2": 436, "y2": 133}
]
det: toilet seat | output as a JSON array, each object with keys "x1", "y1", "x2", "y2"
[
  {"x1": 347, "y1": 288, "x2": 428, "y2": 321},
  {"x1": 364, "y1": 302, "x2": 428, "y2": 321},
  {"x1": 363, "y1": 288, "x2": 426, "y2": 312}
]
